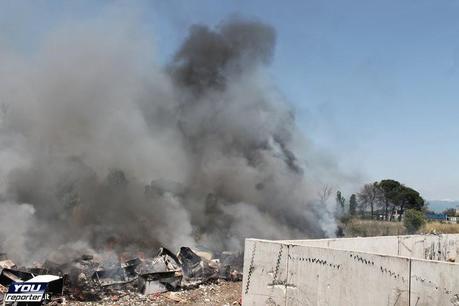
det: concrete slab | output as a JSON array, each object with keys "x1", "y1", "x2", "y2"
[
  {"x1": 242, "y1": 239, "x2": 289, "y2": 306},
  {"x1": 243, "y1": 234, "x2": 459, "y2": 306},
  {"x1": 410, "y1": 258, "x2": 459, "y2": 306}
]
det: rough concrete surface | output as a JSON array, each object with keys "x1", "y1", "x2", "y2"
[{"x1": 243, "y1": 234, "x2": 459, "y2": 306}]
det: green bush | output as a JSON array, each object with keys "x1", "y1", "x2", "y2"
[{"x1": 403, "y1": 209, "x2": 426, "y2": 234}]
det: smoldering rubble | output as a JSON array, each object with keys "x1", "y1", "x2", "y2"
[
  {"x1": 0, "y1": 13, "x2": 345, "y2": 265},
  {"x1": 0, "y1": 247, "x2": 243, "y2": 304}
]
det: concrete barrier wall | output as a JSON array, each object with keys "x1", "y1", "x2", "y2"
[
  {"x1": 286, "y1": 244, "x2": 410, "y2": 306},
  {"x1": 279, "y1": 235, "x2": 399, "y2": 253},
  {"x1": 243, "y1": 237, "x2": 459, "y2": 306},
  {"x1": 279, "y1": 233, "x2": 459, "y2": 261},
  {"x1": 410, "y1": 258, "x2": 459, "y2": 306},
  {"x1": 242, "y1": 239, "x2": 289, "y2": 305},
  {"x1": 397, "y1": 234, "x2": 459, "y2": 261},
  {"x1": 243, "y1": 239, "x2": 410, "y2": 306}
]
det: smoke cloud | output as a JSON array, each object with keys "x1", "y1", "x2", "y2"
[{"x1": 0, "y1": 14, "x2": 344, "y2": 263}]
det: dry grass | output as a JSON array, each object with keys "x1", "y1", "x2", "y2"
[
  {"x1": 343, "y1": 219, "x2": 406, "y2": 237},
  {"x1": 343, "y1": 219, "x2": 459, "y2": 237},
  {"x1": 423, "y1": 222, "x2": 459, "y2": 234}
]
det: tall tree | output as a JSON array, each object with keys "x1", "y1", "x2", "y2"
[
  {"x1": 367, "y1": 179, "x2": 426, "y2": 221},
  {"x1": 349, "y1": 194, "x2": 357, "y2": 216},
  {"x1": 336, "y1": 190, "x2": 346, "y2": 213},
  {"x1": 357, "y1": 182, "x2": 382, "y2": 219},
  {"x1": 395, "y1": 186, "x2": 425, "y2": 220},
  {"x1": 357, "y1": 180, "x2": 425, "y2": 221},
  {"x1": 378, "y1": 179, "x2": 401, "y2": 220},
  {"x1": 318, "y1": 185, "x2": 333, "y2": 205}
]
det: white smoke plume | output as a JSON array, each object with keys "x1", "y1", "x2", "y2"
[{"x1": 0, "y1": 12, "x2": 346, "y2": 262}]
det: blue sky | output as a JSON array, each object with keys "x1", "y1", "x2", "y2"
[{"x1": 2, "y1": 0, "x2": 458, "y2": 200}]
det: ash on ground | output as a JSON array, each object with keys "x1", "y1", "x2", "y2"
[
  {"x1": 71, "y1": 281, "x2": 241, "y2": 306},
  {"x1": 0, "y1": 247, "x2": 242, "y2": 305}
]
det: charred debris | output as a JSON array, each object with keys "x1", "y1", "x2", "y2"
[{"x1": 0, "y1": 247, "x2": 242, "y2": 303}]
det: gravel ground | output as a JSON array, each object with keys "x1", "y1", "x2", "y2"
[{"x1": 67, "y1": 280, "x2": 242, "y2": 306}]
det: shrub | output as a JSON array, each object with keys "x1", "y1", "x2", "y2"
[{"x1": 404, "y1": 209, "x2": 426, "y2": 234}]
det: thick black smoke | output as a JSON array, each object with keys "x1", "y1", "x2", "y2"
[
  {"x1": 170, "y1": 18, "x2": 275, "y2": 92},
  {"x1": 0, "y1": 16, "x2": 341, "y2": 263}
]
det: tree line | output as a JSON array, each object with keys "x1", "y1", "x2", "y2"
[{"x1": 336, "y1": 179, "x2": 425, "y2": 221}]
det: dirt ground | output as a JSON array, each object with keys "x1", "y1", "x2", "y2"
[{"x1": 68, "y1": 280, "x2": 242, "y2": 306}]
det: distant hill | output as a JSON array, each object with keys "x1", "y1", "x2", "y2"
[{"x1": 427, "y1": 200, "x2": 459, "y2": 213}]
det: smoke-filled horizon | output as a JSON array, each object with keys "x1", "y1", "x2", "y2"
[{"x1": 0, "y1": 15, "x2": 345, "y2": 263}]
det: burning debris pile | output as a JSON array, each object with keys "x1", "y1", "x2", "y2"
[
  {"x1": 0, "y1": 10, "x2": 347, "y2": 276},
  {"x1": 0, "y1": 247, "x2": 242, "y2": 303}
]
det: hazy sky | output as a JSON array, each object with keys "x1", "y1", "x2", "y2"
[{"x1": 1, "y1": 0, "x2": 458, "y2": 200}]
